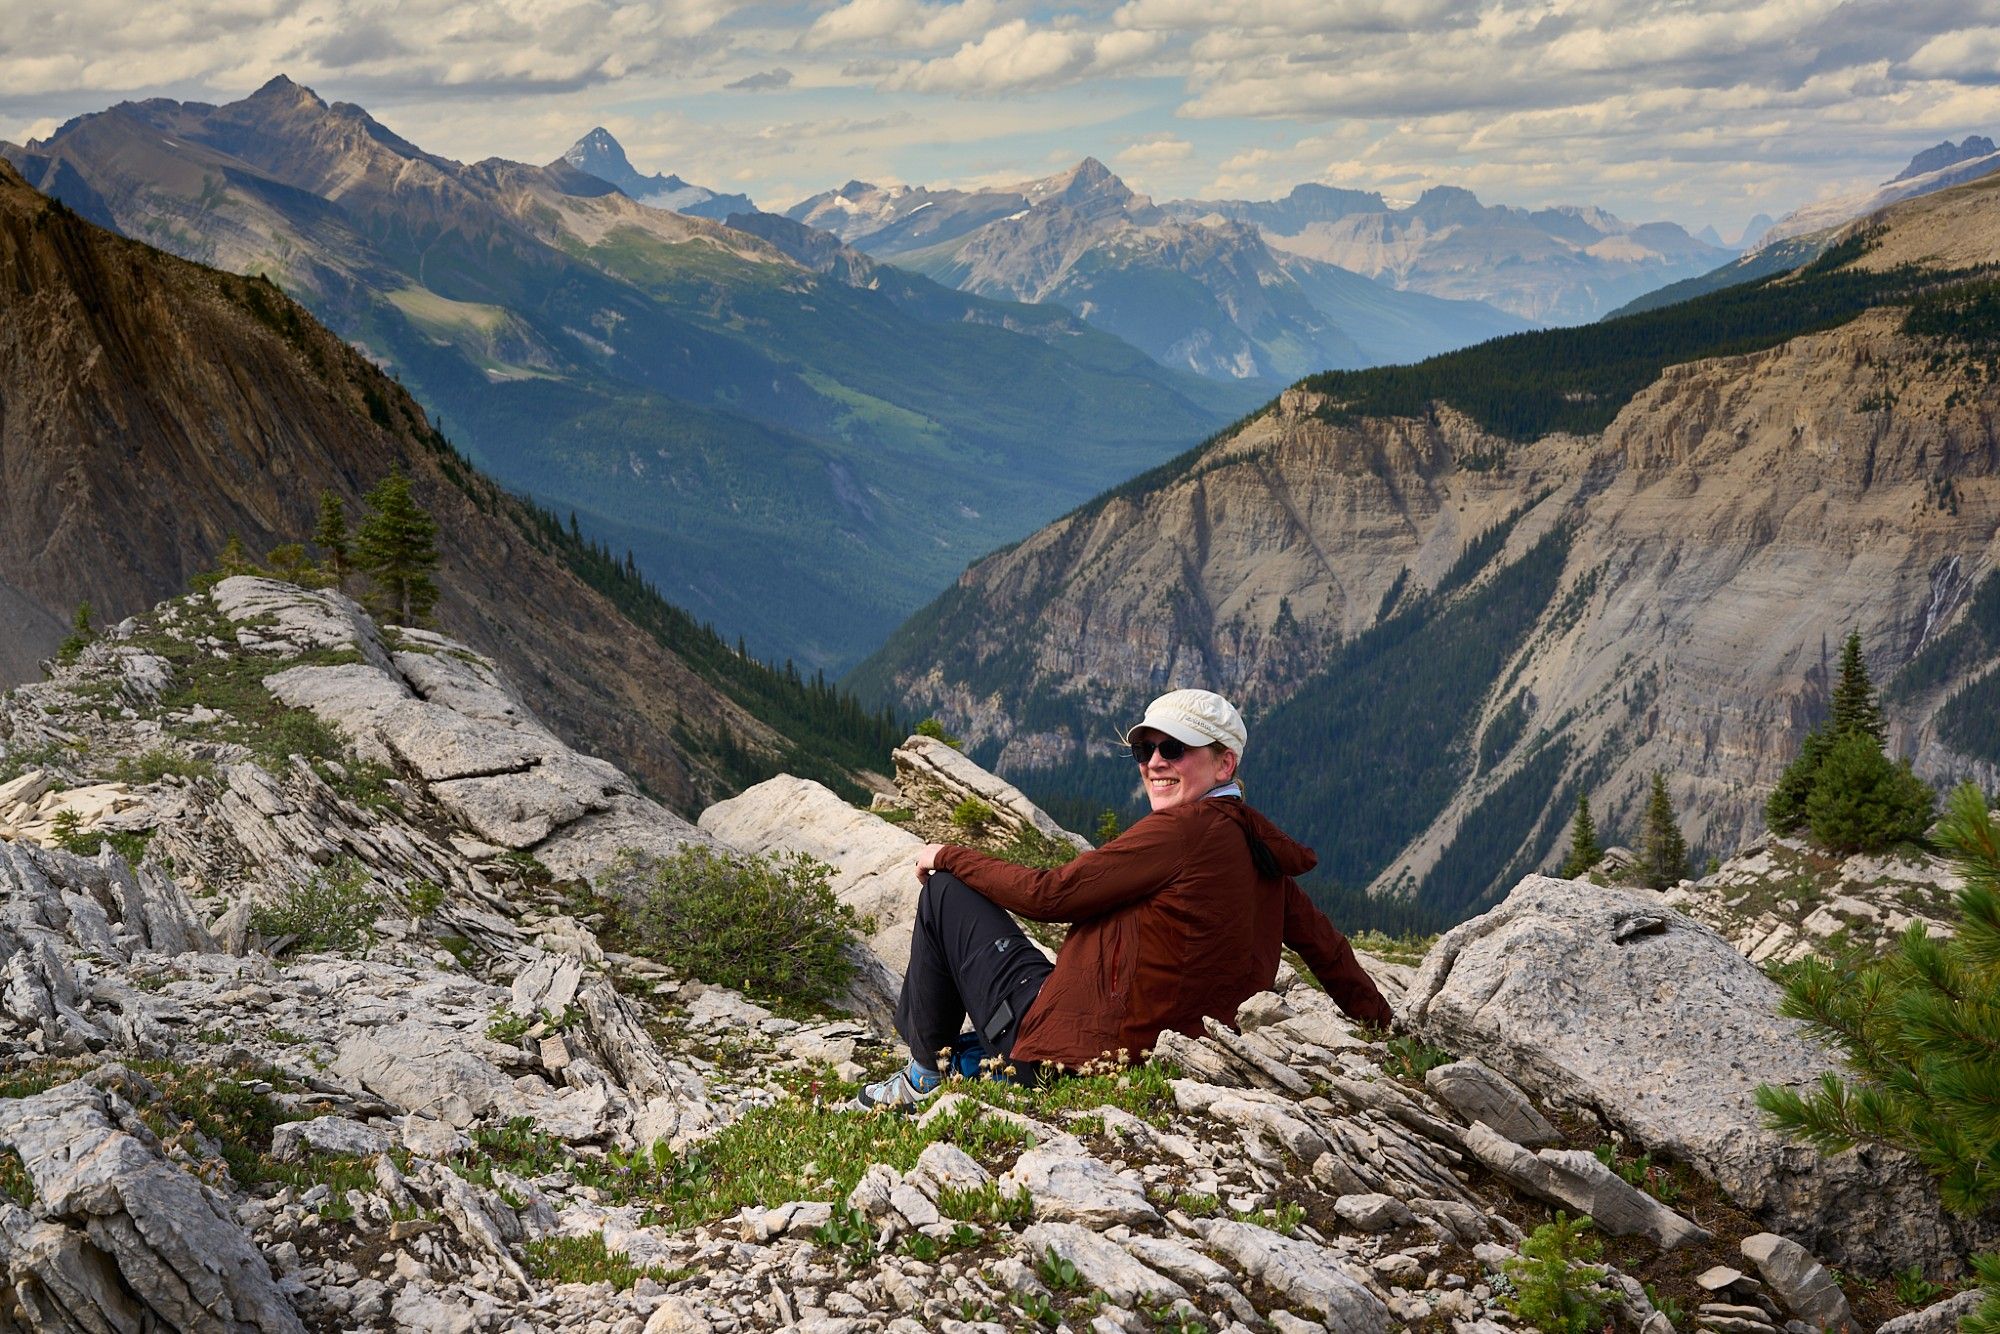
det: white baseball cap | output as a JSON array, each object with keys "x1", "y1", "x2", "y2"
[{"x1": 1124, "y1": 689, "x2": 1247, "y2": 758}]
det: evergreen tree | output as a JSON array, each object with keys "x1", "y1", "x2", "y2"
[
  {"x1": 57, "y1": 601, "x2": 94, "y2": 662},
  {"x1": 1804, "y1": 731, "x2": 1934, "y2": 855},
  {"x1": 217, "y1": 534, "x2": 260, "y2": 577},
  {"x1": 1640, "y1": 771, "x2": 1688, "y2": 890},
  {"x1": 1766, "y1": 727, "x2": 1829, "y2": 835},
  {"x1": 1559, "y1": 791, "x2": 1603, "y2": 879},
  {"x1": 354, "y1": 469, "x2": 439, "y2": 625},
  {"x1": 1768, "y1": 627, "x2": 1921, "y2": 852},
  {"x1": 1830, "y1": 630, "x2": 1887, "y2": 745},
  {"x1": 313, "y1": 490, "x2": 350, "y2": 580},
  {"x1": 1094, "y1": 809, "x2": 1123, "y2": 846},
  {"x1": 1757, "y1": 782, "x2": 2000, "y2": 1334}
]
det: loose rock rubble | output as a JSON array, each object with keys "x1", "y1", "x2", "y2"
[
  {"x1": 0, "y1": 577, "x2": 1987, "y2": 1332},
  {"x1": 1662, "y1": 837, "x2": 1959, "y2": 966}
]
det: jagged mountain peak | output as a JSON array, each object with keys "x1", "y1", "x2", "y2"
[
  {"x1": 1893, "y1": 134, "x2": 1997, "y2": 183},
  {"x1": 1026, "y1": 156, "x2": 1133, "y2": 207},
  {"x1": 248, "y1": 73, "x2": 323, "y2": 107},
  {"x1": 564, "y1": 126, "x2": 635, "y2": 176}
]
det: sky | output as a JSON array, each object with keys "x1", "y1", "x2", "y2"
[{"x1": 3, "y1": 0, "x2": 1998, "y2": 240}]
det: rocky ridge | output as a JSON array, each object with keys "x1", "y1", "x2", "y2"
[{"x1": 0, "y1": 578, "x2": 1987, "y2": 1333}]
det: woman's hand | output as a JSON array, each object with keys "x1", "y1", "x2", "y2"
[{"x1": 915, "y1": 843, "x2": 946, "y2": 885}]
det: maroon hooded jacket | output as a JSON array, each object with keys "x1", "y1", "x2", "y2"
[{"x1": 933, "y1": 796, "x2": 1394, "y2": 1067}]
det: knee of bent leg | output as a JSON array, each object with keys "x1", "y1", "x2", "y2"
[{"x1": 917, "y1": 870, "x2": 969, "y2": 923}]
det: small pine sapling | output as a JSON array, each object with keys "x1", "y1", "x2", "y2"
[{"x1": 1502, "y1": 1212, "x2": 1608, "y2": 1334}]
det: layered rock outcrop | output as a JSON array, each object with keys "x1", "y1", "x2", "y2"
[
  {"x1": 0, "y1": 576, "x2": 1984, "y2": 1333},
  {"x1": 1403, "y1": 875, "x2": 1997, "y2": 1272}
]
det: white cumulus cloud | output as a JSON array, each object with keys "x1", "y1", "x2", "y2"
[
  {"x1": 882, "y1": 19, "x2": 1163, "y2": 93},
  {"x1": 1116, "y1": 133, "x2": 1193, "y2": 167},
  {"x1": 800, "y1": 0, "x2": 1000, "y2": 52}
]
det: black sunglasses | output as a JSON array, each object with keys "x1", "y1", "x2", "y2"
[{"x1": 1129, "y1": 737, "x2": 1196, "y2": 764}]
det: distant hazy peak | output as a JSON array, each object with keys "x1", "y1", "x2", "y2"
[
  {"x1": 1893, "y1": 135, "x2": 1997, "y2": 183},
  {"x1": 248, "y1": 74, "x2": 324, "y2": 108},
  {"x1": 564, "y1": 126, "x2": 634, "y2": 177},
  {"x1": 1735, "y1": 213, "x2": 1775, "y2": 249},
  {"x1": 1025, "y1": 156, "x2": 1133, "y2": 207}
]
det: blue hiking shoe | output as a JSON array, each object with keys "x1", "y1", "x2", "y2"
[{"x1": 853, "y1": 1059, "x2": 942, "y2": 1112}]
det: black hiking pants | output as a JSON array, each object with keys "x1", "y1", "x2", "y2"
[{"x1": 894, "y1": 871, "x2": 1053, "y2": 1069}]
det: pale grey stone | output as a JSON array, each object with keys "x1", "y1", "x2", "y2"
[
  {"x1": 1020, "y1": 1222, "x2": 1185, "y2": 1307},
  {"x1": 333, "y1": 1021, "x2": 520, "y2": 1127},
  {"x1": 1462, "y1": 1122, "x2": 1708, "y2": 1249},
  {"x1": 1425, "y1": 1058, "x2": 1559, "y2": 1147},
  {"x1": 1001, "y1": 1148, "x2": 1157, "y2": 1227},
  {"x1": 0, "y1": 1080, "x2": 304, "y2": 1333},
  {"x1": 1740, "y1": 1232, "x2": 1854, "y2": 1331},
  {"x1": 1333, "y1": 1193, "x2": 1416, "y2": 1232},
  {"x1": 1194, "y1": 1219, "x2": 1391, "y2": 1331},
  {"x1": 906, "y1": 1142, "x2": 992, "y2": 1199},
  {"x1": 270, "y1": 1115, "x2": 392, "y2": 1162},
  {"x1": 1874, "y1": 1290, "x2": 1987, "y2": 1334},
  {"x1": 1120, "y1": 1235, "x2": 1231, "y2": 1288},
  {"x1": 1405, "y1": 876, "x2": 1983, "y2": 1271},
  {"x1": 892, "y1": 736, "x2": 1089, "y2": 853}
]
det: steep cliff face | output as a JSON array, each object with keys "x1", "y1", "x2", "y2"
[
  {"x1": 0, "y1": 160, "x2": 857, "y2": 812},
  {"x1": 855, "y1": 177, "x2": 2000, "y2": 922}
]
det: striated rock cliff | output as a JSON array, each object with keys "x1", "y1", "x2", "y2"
[{"x1": 855, "y1": 172, "x2": 2000, "y2": 921}]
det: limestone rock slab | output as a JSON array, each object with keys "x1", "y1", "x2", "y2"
[
  {"x1": 1019, "y1": 1221, "x2": 1185, "y2": 1307},
  {"x1": 0, "y1": 1080, "x2": 304, "y2": 1333},
  {"x1": 891, "y1": 736, "x2": 1090, "y2": 852},
  {"x1": 1194, "y1": 1219, "x2": 1390, "y2": 1331},
  {"x1": 1425, "y1": 1058, "x2": 1558, "y2": 1147},
  {"x1": 1000, "y1": 1147, "x2": 1158, "y2": 1228},
  {"x1": 1405, "y1": 876, "x2": 1983, "y2": 1272},
  {"x1": 1740, "y1": 1232, "x2": 1854, "y2": 1331}
]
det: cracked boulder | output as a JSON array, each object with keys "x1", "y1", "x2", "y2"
[
  {"x1": 1404, "y1": 875, "x2": 1990, "y2": 1272},
  {"x1": 0, "y1": 1079, "x2": 304, "y2": 1333}
]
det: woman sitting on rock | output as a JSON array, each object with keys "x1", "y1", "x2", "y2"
[{"x1": 857, "y1": 688, "x2": 1395, "y2": 1109}]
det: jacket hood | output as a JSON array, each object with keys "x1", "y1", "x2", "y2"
[{"x1": 1206, "y1": 798, "x2": 1317, "y2": 877}]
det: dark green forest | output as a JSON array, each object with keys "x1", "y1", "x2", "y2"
[
  {"x1": 1251, "y1": 522, "x2": 1571, "y2": 908},
  {"x1": 511, "y1": 500, "x2": 904, "y2": 803},
  {"x1": 1296, "y1": 236, "x2": 1972, "y2": 440}
]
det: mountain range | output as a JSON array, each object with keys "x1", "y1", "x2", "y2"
[
  {"x1": 1755, "y1": 134, "x2": 2000, "y2": 248},
  {"x1": 784, "y1": 160, "x2": 1533, "y2": 381},
  {"x1": 851, "y1": 167, "x2": 2000, "y2": 932},
  {"x1": 1163, "y1": 184, "x2": 1733, "y2": 325},
  {"x1": 1, "y1": 79, "x2": 1252, "y2": 671},
  {"x1": 0, "y1": 157, "x2": 894, "y2": 813}
]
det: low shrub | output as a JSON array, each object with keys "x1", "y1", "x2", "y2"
[
  {"x1": 249, "y1": 859, "x2": 382, "y2": 956},
  {"x1": 603, "y1": 846, "x2": 858, "y2": 1009},
  {"x1": 951, "y1": 796, "x2": 996, "y2": 833}
]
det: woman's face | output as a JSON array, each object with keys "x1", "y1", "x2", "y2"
[{"x1": 1133, "y1": 728, "x2": 1238, "y2": 812}]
